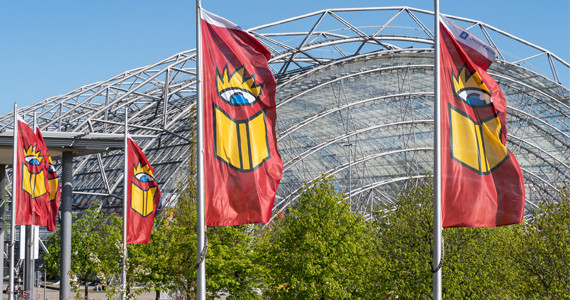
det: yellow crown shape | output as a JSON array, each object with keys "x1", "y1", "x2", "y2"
[
  {"x1": 216, "y1": 65, "x2": 262, "y2": 98},
  {"x1": 452, "y1": 67, "x2": 490, "y2": 96},
  {"x1": 24, "y1": 145, "x2": 44, "y2": 164},
  {"x1": 133, "y1": 162, "x2": 155, "y2": 180}
]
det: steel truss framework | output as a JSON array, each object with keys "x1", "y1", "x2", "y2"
[{"x1": 0, "y1": 7, "x2": 568, "y2": 221}]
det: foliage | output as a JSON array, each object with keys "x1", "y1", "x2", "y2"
[
  {"x1": 158, "y1": 184, "x2": 264, "y2": 300},
  {"x1": 45, "y1": 201, "x2": 122, "y2": 299},
  {"x1": 43, "y1": 160, "x2": 569, "y2": 299},
  {"x1": 164, "y1": 191, "x2": 199, "y2": 299},
  {"x1": 206, "y1": 224, "x2": 264, "y2": 299},
  {"x1": 372, "y1": 179, "x2": 434, "y2": 298},
  {"x1": 509, "y1": 184, "x2": 570, "y2": 299},
  {"x1": 258, "y1": 176, "x2": 376, "y2": 299},
  {"x1": 160, "y1": 104, "x2": 264, "y2": 299},
  {"x1": 371, "y1": 178, "x2": 531, "y2": 299},
  {"x1": 127, "y1": 208, "x2": 179, "y2": 300},
  {"x1": 442, "y1": 221, "x2": 523, "y2": 298},
  {"x1": 162, "y1": 105, "x2": 200, "y2": 299}
]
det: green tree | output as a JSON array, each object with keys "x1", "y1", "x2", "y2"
[
  {"x1": 372, "y1": 178, "x2": 528, "y2": 299},
  {"x1": 158, "y1": 188, "x2": 263, "y2": 299},
  {"x1": 443, "y1": 222, "x2": 523, "y2": 298},
  {"x1": 258, "y1": 176, "x2": 376, "y2": 299},
  {"x1": 207, "y1": 224, "x2": 265, "y2": 299},
  {"x1": 510, "y1": 185, "x2": 570, "y2": 299},
  {"x1": 45, "y1": 202, "x2": 122, "y2": 299},
  {"x1": 372, "y1": 179, "x2": 434, "y2": 298},
  {"x1": 157, "y1": 104, "x2": 264, "y2": 299},
  {"x1": 127, "y1": 208, "x2": 179, "y2": 300},
  {"x1": 165, "y1": 191, "x2": 199, "y2": 299}
]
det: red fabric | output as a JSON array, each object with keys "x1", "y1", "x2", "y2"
[
  {"x1": 36, "y1": 128, "x2": 60, "y2": 232},
  {"x1": 15, "y1": 118, "x2": 50, "y2": 227},
  {"x1": 126, "y1": 138, "x2": 161, "y2": 244},
  {"x1": 201, "y1": 12, "x2": 283, "y2": 226},
  {"x1": 440, "y1": 23, "x2": 525, "y2": 227}
]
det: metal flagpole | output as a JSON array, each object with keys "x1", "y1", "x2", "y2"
[
  {"x1": 196, "y1": 0, "x2": 207, "y2": 299},
  {"x1": 432, "y1": 0, "x2": 443, "y2": 299},
  {"x1": 122, "y1": 109, "x2": 128, "y2": 299},
  {"x1": 0, "y1": 164, "x2": 5, "y2": 298},
  {"x1": 60, "y1": 152, "x2": 73, "y2": 300},
  {"x1": 23, "y1": 113, "x2": 38, "y2": 299},
  {"x1": 10, "y1": 103, "x2": 18, "y2": 300}
]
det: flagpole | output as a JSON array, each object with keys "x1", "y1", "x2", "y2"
[
  {"x1": 433, "y1": 0, "x2": 443, "y2": 299},
  {"x1": 23, "y1": 113, "x2": 39, "y2": 299},
  {"x1": 122, "y1": 109, "x2": 128, "y2": 299},
  {"x1": 196, "y1": 0, "x2": 207, "y2": 299},
  {"x1": 10, "y1": 103, "x2": 17, "y2": 300}
]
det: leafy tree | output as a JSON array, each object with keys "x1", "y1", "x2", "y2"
[
  {"x1": 372, "y1": 179, "x2": 434, "y2": 298},
  {"x1": 372, "y1": 178, "x2": 530, "y2": 299},
  {"x1": 157, "y1": 105, "x2": 264, "y2": 299},
  {"x1": 157, "y1": 186, "x2": 263, "y2": 299},
  {"x1": 163, "y1": 107, "x2": 200, "y2": 299},
  {"x1": 45, "y1": 202, "x2": 122, "y2": 299},
  {"x1": 206, "y1": 224, "x2": 264, "y2": 299},
  {"x1": 509, "y1": 185, "x2": 570, "y2": 299},
  {"x1": 258, "y1": 176, "x2": 376, "y2": 299},
  {"x1": 127, "y1": 208, "x2": 179, "y2": 300},
  {"x1": 164, "y1": 191, "x2": 199, "y2": 299},
  {"x1": 443, "y1": 221, "x2": 523, "y2": 298}
]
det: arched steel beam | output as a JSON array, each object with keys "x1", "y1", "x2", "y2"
[
  {"x1": 275, "y1": 48, "x2": 434, "y2": 88},
  {"x1": 278, "y1": 91, "x2": 433, "y2": 141},
  {"x1": 283, "y1": 120, "x2": 433, "y2": 172},
  {"x1": 276, "y1": 64, "x2": 433, "y2": 109}
]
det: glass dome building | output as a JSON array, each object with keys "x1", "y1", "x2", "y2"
[{"x1": 1, "y1": 7, "x2": 568, "y2": 222}]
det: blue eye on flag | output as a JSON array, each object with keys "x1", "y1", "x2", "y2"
[
  {"x1": 127, "y1": 137, "x2": 162, "y2": 244},
  {"x1": 440, "y1": 16, "x2": 525, "y2": 228},
  {"x1": 216, "y1": 66, "x2": 262, "y2": 106},
  {"x1": 25, "y1": 155, "x2": 41, "y2": 166},
  {"x1": 203, "y1": 9, "x2": 283, "y2": 226},
  {"x1": 465, "y1": 90, "x2": 490, "y2": 105},
  {"x1": 453, "y1": 69, "x2": 492, "y2": 106},
  {"x1": 219, "y1": 88, "x2": 257, "y2": 105},
  {"x1": 135, "y1": 172, "x2": 155, "y2": 183}
]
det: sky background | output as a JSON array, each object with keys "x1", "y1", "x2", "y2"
[{"x1": 1, "y1": 0, "x2": 568, "y2": 116}]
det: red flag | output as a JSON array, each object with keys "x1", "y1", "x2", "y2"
[
  {"x1": 440, "y1": 16, "x2": 525, "y2": 227},
  {"x1": 201, "y1": 9, "x2": 283, "y2": 226},
  {"x1": 15, "y1": 117, "x2": 50, "y2": 227},
  {"x1": 126, "y1": 137, "x2": 161, "y2": 244},
  {"x1": 35, "y1": 127, "x2": 60, "y2": 232}
]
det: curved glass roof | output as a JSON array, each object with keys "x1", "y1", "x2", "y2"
[{"x1": 0, "y1": 7, "x2": 567, "y2": 221}]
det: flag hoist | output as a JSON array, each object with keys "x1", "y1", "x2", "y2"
[
  {"x1": 10, "y1": 104, "x2": 61, "y2": 299},
  {"x1": 196, "y1": 3, "x2": 283, "y2": 299},
  {"x1": 433, "y1": 1, "x2": 525, "y2": 298},
  {"x1": 122, "y1": 109, "x2": 162, "y2": 298},
  {"x1": 438, "y1": 15, "x2": 525, "y2": 228}
]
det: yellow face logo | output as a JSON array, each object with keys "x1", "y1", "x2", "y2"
[
  {"x1": 216, "y1": 65, "x2": 262, "y2": 106},
  {"x1": 214, "y1": 65, "x2": 270, "y2": 172},
  {"x1": 47, "y1": 156, "x2": 59, "y2": 202},
  {"x1": 21, "y1": 145, "x2": 48, "y2": 198},
  {"x1": 131, "y1": 162, "x2": 158, "y2": 217},
  {"x1": 449, "y1": 66, "x2": 508, "y2": 174},
  {"x1": 452, "y1": 66, "x2": 492, "y2": 106}
]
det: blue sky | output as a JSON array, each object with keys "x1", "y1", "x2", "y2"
[{"x1": 1, "y1": 0, "x2": 568, "y2": 116}]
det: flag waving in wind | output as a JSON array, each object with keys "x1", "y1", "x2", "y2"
[
  {"x1": 439, "y1": 16, "x2": 525, "y2": 227},
  {"x1": 201, "y1": 9, "x2": 283, "y2": 226},
  {"x1": 126, "y1": 137, "x2": 161, "y2": 244},
  {"x1": 15, "y1": 116, "x2": 51, "y2": 228},
  {"x1": 35, "y1": 127, "x2": 60, "y2": 232}
]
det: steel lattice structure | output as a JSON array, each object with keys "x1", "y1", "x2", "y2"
[{"x1": 1, "y1": 7, "x2": 568, "y2": 221}]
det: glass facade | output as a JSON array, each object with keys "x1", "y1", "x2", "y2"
[{"x1": 0, "y1": 8, "x2": 567, "y2": 221}]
